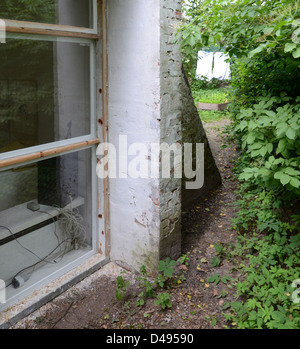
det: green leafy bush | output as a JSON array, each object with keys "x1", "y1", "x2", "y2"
[
  {"x1": 154, "y1": 293, "x2": 172, "y2": 310},
  {"x1": 234, "y1": 96, "x2": 300, "y2": 196},
  {"x1": 178, "y1": 0, "x2": 300, "y2": 329},
  {"x1": 192, "y1": 77, "x2": 229, "y2": 91},
  {"x1": 226, "y1": 184, "x2": 300, "y2": 329},
  {"x1": 122, "y1": 257, "x2": 179, "y2": 309},
  {"x1": 192, "y1": 88, "x2": 230, "y2": 104},
  {"x1": 115, "y1": 276, "x2": 130, "y2": 301}
]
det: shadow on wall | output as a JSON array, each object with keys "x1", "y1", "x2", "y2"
[{"x1": 181, "y1": 65, "x2": 222, "y2": 209}]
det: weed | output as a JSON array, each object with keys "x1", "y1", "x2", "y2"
[
  {"x1": 158, "y1": 257, "x2": 177, "y2": 278},
  {"x1": 115, "y1": 276, "x2": 130, "y2": 301},
  {"x1": 116, "y1": 256, "x2": 182, "y2": 313},
  {"x1": 154, "y1": 293, "x2": 172, "y2": 310},
  {"x1": 211, "y1": 256, "x2": 222, "y2": 267},
  {"x1": 177, "y1": 254, "x2": 190, "y2": 266},
  {"x1": 222, "y1": 183, "x2": 300, "y2": 329}
]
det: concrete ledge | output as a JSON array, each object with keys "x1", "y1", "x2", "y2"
[
  {"x1": 197, "y1": 102, "x2": 229, "y2": 111},
  {"x1": 0, "y1": 254, "x2": 110, "y2": 329}
]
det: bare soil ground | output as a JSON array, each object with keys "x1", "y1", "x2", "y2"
[{"x1": 13, "y1": 118, "x2": 241, "y2": 330}]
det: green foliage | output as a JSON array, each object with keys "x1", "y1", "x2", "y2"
[
  {"x1": 192, "y1": 76, "x2": 228, "y2": 91},
  {"x1": 192, "y1": 85, "x2": 231, "y2": 124},
  {"x1": 211, "y1": 256, "x2": 222, "y2": 268},
  {"x1": 115, "y1": 276, "x2": 130, "y2": 301},
  {"x1": 229, "y1": 54, "x2": 299, "y2": 108},
  {"x1": 178, "y1": 0, "x2": 300, "y2": 60},
  {"x1": 154, "y1": 293, "x2": 172, "y2": 310},
  {"x1": 177, "y1": 254, "x2": 190, "y2": 266},
  {"x1": 178, "y1": 0, "x2": 300, "y2": 102},
  {"x1": 158, "y1": 257, "x2": 177, "y2": 278},
  {"x1": 198, "y1": 110, "x2": 228, "y2": 123},
  {"x1": 116, "y1": 256, "x2": 189, "y2": 311},
  {"x1": 179, "y1": 0, "x2": 300, "y2": 199},
  {"x1": 234, "y1": 96, "x2": 300, "y2": 196},
  {"x1": 224, "y1": 180, "x2": 300, "y2": 329},
  {"x1": 0, "y1": 0, "x2": 56, "y2": 24},
  {"x1": 192, "y1": 88, "x2": 230, "y2": 104},
  {"x1": 207, "y1": 274, "x2": 220, "y2": 285},
  {"x1": 132, "y1": 257, "x2": 178, "y2": 310},
  {"x1": 179, "y1": 0, "x2": 300, "y2": 330}
]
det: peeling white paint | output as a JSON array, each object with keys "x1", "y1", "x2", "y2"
[{"x1": 107, "y1": 0, "x2": 162, "y2": 271}]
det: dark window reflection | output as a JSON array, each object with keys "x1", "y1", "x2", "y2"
[
  {"x1": 0, "y1": 0, "x2": 92, "y2": 28},
  {"x1": 0, "y1": 38, "x2": 91, "y2": 153}
]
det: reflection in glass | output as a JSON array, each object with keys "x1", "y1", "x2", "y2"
[
  {"x1": 0, "y1": 148, "x2": 93, "y2": 286},
  {"x1": 0, "y1": 37, "x2": 91, "y2": 153},
  {"x1": 0, "y1": 0, "x2": 93, "y2": 28}
]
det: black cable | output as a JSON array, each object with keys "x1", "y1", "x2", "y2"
[
  {"x1": 0, "y1": 219, "x2": 70, "y2": 289},
  {"x1": 1, "y1": 200, "x2": 86, "y2": 289},
  {"x1": 36, "y1": 209, "x2": 68, "y2": 264},
  {"x1": 11, "y1": 238, "x2": 73, "y2": 281},
  {"x1": 0, "y1": 224, "x2": 56, "y2": 265},
  {"x1": 0, "y1": 206, "x2": 70, "y2": 268},
  {"x1": 5, "y1": 238, "x2": 73, "y2": 289}
]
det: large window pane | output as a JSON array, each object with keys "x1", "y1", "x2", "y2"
[
  {"x1": 0, "y1": 37, "x2": 91, "y2": 153},
  {"x1": 0, "y1": 0, "x2": 93, "y2": 28},
  {"x1": 0, "y1": 148, "x2": 93, "y2": 287}
]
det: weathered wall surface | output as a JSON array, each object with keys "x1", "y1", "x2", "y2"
[
  {"x1": 107, "y1": 0, "x2": 162, "y2": 272},
  {"x1": 158, "y1": 0, "x2": 221, "y2": 259},
  {"x1": 159, "y1": 0, "x2": 183, "y2": 261},
  {"x1": 181, "y1": 68, "x2": 222, "y2": 208},
  {"x1": 107, "y1": 0, "x2": 221, "y2": 272}
]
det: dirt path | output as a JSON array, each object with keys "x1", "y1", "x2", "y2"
[{"x1": 13, "y1": 118, "x2": 241, "y2": 330}]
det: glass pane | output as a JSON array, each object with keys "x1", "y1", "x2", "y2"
[
  {"x1": 0, "y1": 0, "x2": 93, "y2": 28},
  {"x1": 0, "y1": 148, "x2": 93, "y2": 287},
  {"x1": 0, "y1": 37, "x2": 91, "y2": 153}
]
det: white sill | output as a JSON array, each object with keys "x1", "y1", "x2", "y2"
[{"x1": 0, "y1": 197, "x2": 85, "y2": 243}]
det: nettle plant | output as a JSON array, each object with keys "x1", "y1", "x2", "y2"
[{"x1": 235, "y1": 95, "x2": 300, "y2": 194}]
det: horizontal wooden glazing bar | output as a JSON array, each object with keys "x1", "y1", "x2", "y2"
[
  {"x1": 3, "y1": 19, "x2": 99, "y2": 39},
  {"x1": 0, "y1": 138, "x2": 100, "y2": 169}
]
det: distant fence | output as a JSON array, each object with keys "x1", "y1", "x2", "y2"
[{"x1": 0, "y1": 19, "x2": 6, "y2": 44}]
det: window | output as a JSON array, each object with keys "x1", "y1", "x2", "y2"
[
  {"x1": 1, "y1": 0, "x2": 97, "y2": 30},
  {"x1": 0, "y1": 0, "x2": 101, "y2": 306},
  {"x1": 0, "y1": 37, "x2": 93, "y2": 153}
]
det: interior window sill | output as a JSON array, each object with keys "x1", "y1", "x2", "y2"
[{"x1": 0, "y1": 197, "x2": 85, "y2": 245}]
